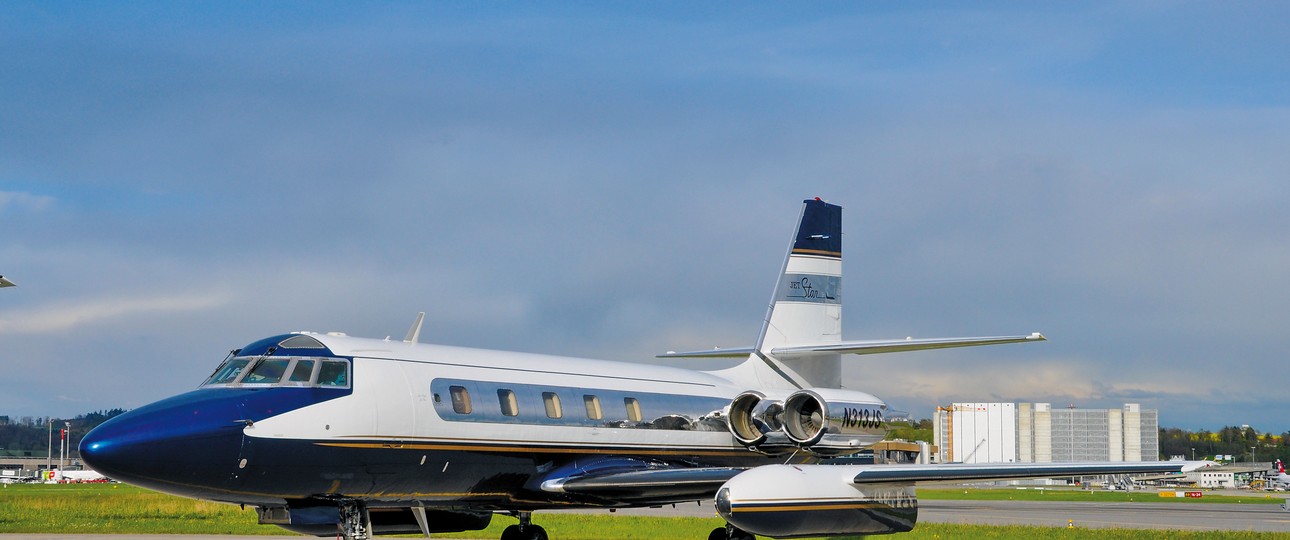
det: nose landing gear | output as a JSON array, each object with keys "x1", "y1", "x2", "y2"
[
  {"x1": 708, "y1": 523, "x2": 755, "y2": 540},
  {"x1": 500, "y1": 511, "x2": 548, "y2": 540}
]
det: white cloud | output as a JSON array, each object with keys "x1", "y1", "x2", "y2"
[
  {"x1": 0, "y1": 291, "x2": 231, "y2": 335},
  {"x1": 0, "y1": 191, "x2": 54, "y2": 213}
]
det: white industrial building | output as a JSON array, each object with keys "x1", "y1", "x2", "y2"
[
  {"x1": 1190, "y1": 470, "x2": 1236, "y2": 489},
  {"x1": 933, "y1": 403, "x2": 1159, "y2": 464}
]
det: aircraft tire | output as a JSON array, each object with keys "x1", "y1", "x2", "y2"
[
  {"x1": 501, "y1": 524, "x2": 548, "y2": 540},
  {"x1": 709, "y1": 524, "x2": 754, "y2": 540}
]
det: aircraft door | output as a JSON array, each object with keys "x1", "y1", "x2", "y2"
[{"x1": 373, "y1": 362, "x2": 417, "y2": 437}]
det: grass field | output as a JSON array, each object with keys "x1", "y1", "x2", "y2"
[
  {"x1": 0, "y1": 483, "x2": 269, "y2": 535},
  {"x1": 436, "y1": 519, "x2": 1290, "y2": 540},
  {"x1": 2, "y1": 483, "x2": 1287, "y2": 539}
]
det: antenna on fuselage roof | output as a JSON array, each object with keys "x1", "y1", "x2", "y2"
[{"x1": 404, "y1": 312, "x2": 426, "y2": 343}]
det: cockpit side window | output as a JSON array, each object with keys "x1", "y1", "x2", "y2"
[
  {"x1": 244, "y1": 358, "x2": 291, "y2": 384},
  {"x1": 318, "y1": 360, "x2": 350, "y2": 387},
  {"x1": 205, "y1": 358, "x2": 251, "y2": 385},
  {"x1": 287, "y1": 359, "x2": 316, "y2": 383}
]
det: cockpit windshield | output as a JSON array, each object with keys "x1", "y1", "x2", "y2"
[
  {"x1": 202, "y1": 356, "x2": 350, "y2": 388},
  {"x1": 207, "y1": 358, "x2": 252, "y2": 385},
  {"x1": 243, "y1": 359, "x2": 291, "y2": 384}
]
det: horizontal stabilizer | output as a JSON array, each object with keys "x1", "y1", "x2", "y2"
[
  {"x1": 657, "y1": 347, "x2": 755, "y2": 359},
  {"x1": 659, "y1": 333, "x2": 1045, "y2": 359},
  {"x1": 774, "y1": 333, "x2": 1046, "y2": 357}
]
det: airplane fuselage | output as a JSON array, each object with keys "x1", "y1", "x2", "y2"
[{"x1": 82, "y1": 332, "x2": 823, "y2": 510}]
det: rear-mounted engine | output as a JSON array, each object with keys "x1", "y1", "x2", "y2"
[
  {"x1": 726, "y1": 391, "x2": 794, "y2": 455},
  {"x1": 727, "y1": 388, "x2": 888, "y2": 457},
  {"x1": 782, "y1": 388, "x2": 888, "y2": 456}
]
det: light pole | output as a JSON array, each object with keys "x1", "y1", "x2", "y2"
[
  {"x1": 46, "y1": 419, "x2": 53, "y2": 480},
  {"x1": 1191, "y1": 447, "x2": 1195, "y2": 461},
  {"x1": 1251, "y1": 446, "x2": 1256, "y2": 466},
  {"x1": 59, "y1": 421, "x2": 69, "y2": 476},
  {"x1": 66, "y1": 422, "x2": 75, "y2": 467}
]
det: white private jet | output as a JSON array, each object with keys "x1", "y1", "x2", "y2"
[
  {"x1": 56, "y1": 469, "x2": 108, "y2": 482},
  {"x1": 81, "y1": 199, "x2": 1197, "y2": 540}
]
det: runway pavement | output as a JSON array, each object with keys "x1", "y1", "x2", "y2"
[
  {"x1": 4, "y1": 498, "x2": 1289, "y2": 538},
  {"x1": 918, "y1": 499, "x2": 1290, "y2": 532}
]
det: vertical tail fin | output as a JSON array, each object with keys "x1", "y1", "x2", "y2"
[
  {"x1": 699, "y1": 198, "x2": 1042, "y2": 390},
  {"x1": 719, "y1": 198, "x2": 844, "y2": 390}
]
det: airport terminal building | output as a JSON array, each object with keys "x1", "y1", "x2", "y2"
[{"x1": 933, "y1": 403, "x2": 1160, "y2": 464}]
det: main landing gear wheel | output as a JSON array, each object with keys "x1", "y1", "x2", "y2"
[
  {"x1": 708, "y1": 524, "x2": 754, "y2": 540},
  {"x1": 500, "y1": 524, "x2": 549, "y2": 540},
  {"x1": 500, "y1": 511, "x2": 548, "y2": 540},
  {"x1": 336, "y1": 500, "x2": 371, "y2": 540}
]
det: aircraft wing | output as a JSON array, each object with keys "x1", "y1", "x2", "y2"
[
  {"x1": 539, "y1": 458, "x2": 1197, "y2": 504},
  {"x1": 846, "y1": 460, "x2": 1193, "y2": 484},
  {"x1": 658, "y1": 333, "x2": 1045, "y2": 359},
  {"x1": 540, "y1": 465, "x2": 745, "y2": 503}
]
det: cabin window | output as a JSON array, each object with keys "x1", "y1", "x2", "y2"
[
  {"x1": 498, "y1": 389, "x2": 519, "y2": 417},
  {"x1": 450, "y1": 386, "x2": 472, "y2": 414},
  {"x1": 318, "y1": 360, "x2": 350, "y2": 387},
  {"x1": 205, "y1": 358, "x2": 251, "y2": 385},
  {"x1": 583, "y1": 395, "x2": 603, "y2": 420},
  {"x1": 543, "y1": 392, "x2": 563, "y2": 419},
  {"x1": 624, "y1": 397, "x2": 642, "y2": 422},
  {"x1": 287, "y1": 359, "x2": 316, "y2": 383},
  {"x1": 244, "y1": 359, "x2": 291, "y2": 384}
]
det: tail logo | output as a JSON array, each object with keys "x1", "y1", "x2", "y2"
[{"x1": 780, "y1": 274, "x2": 840, "y2": 304}]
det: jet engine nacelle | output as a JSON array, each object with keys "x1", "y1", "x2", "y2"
[
  {"x1": 726, "y1": 391, "x2": 795, "y2": 455},
  {"x1": 716, "y1": 464, "x2": 917, "y2": 537},
  {"x1": 782, "y1": 388, "x2": 887, "y2": 456}
]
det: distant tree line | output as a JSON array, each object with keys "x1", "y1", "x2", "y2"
[
  {"x1": 886, "y1": 418, "x2": 934, "y2": 443},
  {"x1": 0, "y1": 409, "x2": 126, "y2": 457},
  {"x1": 0, "y1": 416, "x2": 57, "y2": 427},
  {"x1": 1159, "y1": 426, "x2": 1290, "y2": 463}
]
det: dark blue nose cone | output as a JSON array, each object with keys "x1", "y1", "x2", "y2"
[{"x1": 81, "y1": 389, "x2": 248, "y2": 500}]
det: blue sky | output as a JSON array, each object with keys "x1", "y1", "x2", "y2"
[{"x1": 3, "y1": 3, "x2": 1289, "y2": 432}]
